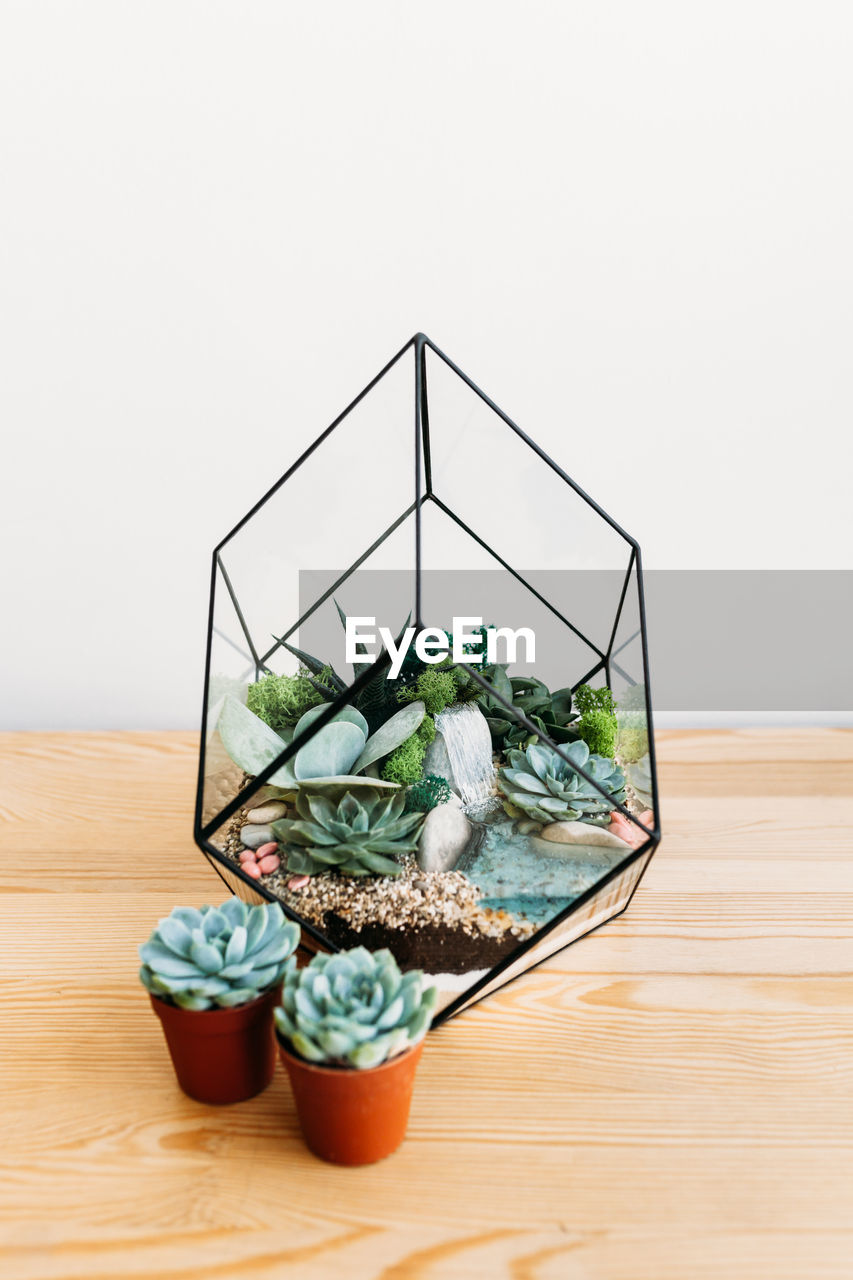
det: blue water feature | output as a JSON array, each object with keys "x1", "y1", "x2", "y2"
[{"x1": 458, "y1": 800, "x2": 627, "y2": 926}]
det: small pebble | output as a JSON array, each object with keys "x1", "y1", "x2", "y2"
[
  {"x1": 245, "y1": 801, "x2": 288, "y2": 824},
  {"x1": 286, "y1": 875, "x2": 310, "y2": 891},
  {"x1": 239, "y1": 824, "x2": 275, "y2": 849},
  {"x1": 413, "y1": 878, "x2": 429, "y2": 891},
  {"x1": 243, "y1": 860, "x2": 262, "y2": 880},
  {"x1": 238, "y1": 849, "x2": 257, "y2": 864},
  {"x1": 255, "y1": 841, "x2": 279, "y2": 859},
  {"x1": 258, "y1": 854, "x2": 281, "y2": 874}
]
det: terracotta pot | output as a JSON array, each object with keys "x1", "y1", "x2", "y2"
[
  {"x1": 277, "y1": 1036, "x2": 424, "y2": 1165},
  {"x1": 150, "y1": 984, "x2": 281, "y2": 1105}
]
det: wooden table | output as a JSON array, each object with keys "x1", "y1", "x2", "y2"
[{"x1": 1, "y1": 729, "x2": 851, "y2": 1279}]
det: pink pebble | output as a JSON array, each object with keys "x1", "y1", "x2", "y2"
[
  {"x1": 257, "y1": 854, "x2": 281, "y2": 874},
  {"x1": 238, "y1": 849, "x2": 257, "y2": 864},
  {"x1": 287, "y1": 875, "x2": 310, "y2": 891},
  {"x1": 255, "y1": 842, "x2": 279, "y2": 859},
  {"x1": 639, "y1": 809, "x2": 655, "y2": 826},
  {"x1": 243, "y1": 860, "x2": 262, "y2": 880}
]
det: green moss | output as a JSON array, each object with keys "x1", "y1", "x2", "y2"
[
  {"x1": 574, "y1": 684, "x2": 616, "y2": 718},
  {"x1": 616, "y1": 725, "x2": 648, "y2": 763},
  {"x1": 578, "y1": 708, "x2": 618, "y2": 758},
  {"x1": 380, "y1": 734, "x2": 427, "y2": 786},
  {"x1": 417, "y1": 713, "x2": 436, "y2": 746},
  {"x1": 404, "y1": 774, "x2": 452, "y2": 814},
  {"x1": 246, "y1": 668, "x2": 327, "y2": 732},
  {"x1": 397, "y1": 667, "x2": 458, "y2": 716}
]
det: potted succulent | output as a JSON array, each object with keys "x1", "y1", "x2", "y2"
[
  {"x1": 139, "y1": 896, "x2": 300, "y2": 1104},
  {"x1": 274, "y1": 946, "x2": 437, "y2": 1165}
]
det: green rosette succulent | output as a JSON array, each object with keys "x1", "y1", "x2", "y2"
[
  {"x1": 473, "y1": 667, "x2": 578, "y2": 750},
  {"x1": 624, "y1": 753, "x2": 654, "y2": 812},
  {"x1": 274, "y1": 946, "x2": 437, "y2": 1069},
  {"x1": 139, "y1": 898, "x2": 300, "y2": 1011},
  {"x1": 497, "y1": 740, "x2": 626, "y2": 827},
  {"x1": 272, "y1": 786, "x2": 425, "y2": 877}
]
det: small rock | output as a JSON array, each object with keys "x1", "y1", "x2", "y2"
[
  {"x1": 417, "y1": 803, "x2": 472, "y2": 873},
  {"x1": 609, "y1": 810, "x2": 653, "y2": 849},
  {"x1": 245, "y1": 801, "x2": 288, "y2": 825},
  {"x1": 255, "y1": 841, "x2": 279, "y2": 859},
  {"x1": 239, "y1": 823, "x2": 275, "y2": 849},
  {"x1": 258, "y1": 853, "x2": 281, "y2": 874},
  {"x1": 243, "y1": 860, "x2": 262, "y2": 880},
  {"x1": 539, "y1": 821, "x2": 630, "y2": 850},
  {"x1": 413, "y1": 877, "x2": 429, "y2": 891},
  {"x1": 287, "y1": 875, "x2": 310, "y2": 891},
  {"x1": 238, "y1": 849, "x2": 257, "y2": 864}
]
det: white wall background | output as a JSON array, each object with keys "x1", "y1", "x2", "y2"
[{"x1": 1, "y1": 2, "x2": 851, "y2": 729}]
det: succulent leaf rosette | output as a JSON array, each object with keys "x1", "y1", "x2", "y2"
[
  {"x1": 272, "y1": 786, "x2": 424, "y2": 877},
  {"x1": 139, "y1": 898, "x2": 300, "y2": 1010},
  {"x1": 274, "y1": 947, "x2": 437, "y2": 1069},
  {"x1": 497, "y1": 740, "x2": 626, "y2": 827}
]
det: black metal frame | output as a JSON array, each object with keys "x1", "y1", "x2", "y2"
[{"x1": 193, "y1": 333, "x2": 660, "y2": 1025}]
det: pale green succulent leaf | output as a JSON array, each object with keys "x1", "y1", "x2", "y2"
[{"x1": 352, "y1": 701, "x2": 426, "y2": 774}]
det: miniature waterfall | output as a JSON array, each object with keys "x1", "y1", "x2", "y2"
[{"x1": 434, "y1": 702, "x2": 495, "y2": 807}]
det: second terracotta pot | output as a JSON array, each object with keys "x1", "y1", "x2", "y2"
[
  {"x1": 277, "y1": 1036, "x2": 424, "y2": 1165},
  {"x1": 151, "y1": 984, "x2": 281, "y2": 1105}
]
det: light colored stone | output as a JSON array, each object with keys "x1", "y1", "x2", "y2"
[
  {"x1": 539, "y1": 821, "x2": 630, "y2": 850},
  {"x1": 239, "y1": 823, "x2": 275, "y2": 849},
  {"x1": 245, "y1": 801, "x2": 288, "y2": 824},
  {"x1": 417, "y1": 802, "x2": 472, "y2": 873}
]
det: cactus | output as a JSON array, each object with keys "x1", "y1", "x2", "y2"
[
  {"x1": 272, "y1": 786, "x2": 425, "y2": 877},
  {"x1": 139, "y1": 898, "x2": 300, "y2": 1011},
  {"x1": 274, "y1": 946, "x2": 437, "y2": 1069},
  {"x1": 497, "y1": 740, "x2": 626, "y2": 827}
]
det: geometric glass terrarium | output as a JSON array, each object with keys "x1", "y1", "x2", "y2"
[{"x1": 194, "y1": 334, "x2": 660, "y2": 1024}]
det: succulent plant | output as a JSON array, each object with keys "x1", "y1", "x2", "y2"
[
  {"x1": 404, "y1": 773, "x2": 452, "y2": 814},
  {"x1": 497, "y1": 740, "x2": 626, "y2": 827},
  {"x1": 139, "y1": 898, "x2": 300, "y2": 1011},
  {"x1": 272, "y1": 786, "x2": 425, "y2": 877},
  {"x1": 217, "y1": 696, "x2": 425, "y2": 792},
  {"x1": 470, "y1": 666, "x2": 578, "y2": 750},
  {"x1": 624, "y1": 753, "x2": 654, "y2": 812},
  {"x1": 274, "y1": 946, "x2": 437, "y2": 1068}
]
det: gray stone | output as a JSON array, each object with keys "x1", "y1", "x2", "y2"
[
  {"x1": 245, "y1": 801, "x2": 288, "y2": 824},
  {"x1": 239, "y1": 823, "x2": 276, "y2": 849},
  {"x1": 417, "y1": 802, "x2": 472, "y2": 873},
  {"x1": 538, "y1": 821, "x2": 630, "y2": 850}
]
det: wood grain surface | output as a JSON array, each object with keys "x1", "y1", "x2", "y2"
[{"x1": 0, "y1": 729, "x2": 851, "y2": 1279}]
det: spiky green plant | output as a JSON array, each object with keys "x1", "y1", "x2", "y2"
[
  {"x1": 272, "y1": 786, "x2": 425, "y2": 877},
  {"x1": 404, "y1": 774, "x2": 452, "y2": 814},
  {"x1": 139, "y1": 898, "x2": 300, "y2": 1010},
  {"x1": 497, "y1": 740, "x2": 626, "y2": 827},
  {"x1": 274, "y1": 946, "x2": 437, "y2": 1068}
]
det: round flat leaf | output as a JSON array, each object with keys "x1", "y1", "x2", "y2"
[
  {"x1": 293, "y1": 702, "x2": 369, "y2": 740},
  {"x1": 294, "y1": 721, "x2": 365, "y2": 780}
]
